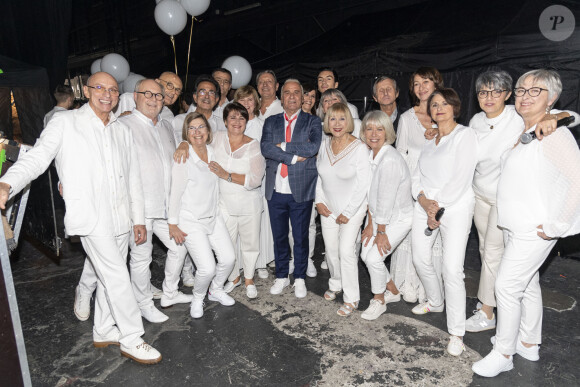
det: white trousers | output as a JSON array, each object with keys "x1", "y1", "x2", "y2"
[
  {"x1": 176, "y1": 215, "x2": 235, "y2": 300},
  {"x1": 412, "y1": 199, "x2": 474, "y2": 336},
  {"x1": 289, "y1": 202, "x2": 317, "y2": 260},
  {"x1": 494, "y1": 230, "x2": 556, "y2": 355},
  {"x1": 256, "y1": 197, "x2": 275, "y2": 269},
  {"x1": 360, "y1": 213, "x2": 413, "y2": 295},
  {"x1": 130, "y1": 218, "x2": 187, "y2": 307},
  {"x1": 320, "y1": 206, "x2": 366, "y2": 304},
  {"x1": 473, "y1": 193, "x2": 505, "y2": 307},
  {"x1": 221, "y1": 206, "x2": 262, "y2": 281},
  {"x1": 80, "y1": 233, "x2": 144, "y2": 347}
]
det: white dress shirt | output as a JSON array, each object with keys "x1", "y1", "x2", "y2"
[
  {"x1": 244, "y1": 117, "x2": 265, "y2": 142},
  {"x1": 259, "y1": 98, "x2": 284, "y2": 120},
  {"x1": 115, "y1": 92, "x2": 174, "y2": 121},
  {"x1": 43, "y1": 106, "x2": 67, "y2": 127},
  {"x1": 120, "y1": 110, "x2": 176, "y2": 219},
  {"x1": 275, "y1": 111, "x2": 300, "y2": 194},
  {"x1": 213, "y1": 99, "x2": 230, "y2": 123}
]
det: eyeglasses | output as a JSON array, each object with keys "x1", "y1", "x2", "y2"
[
  {"x1": 188, "y1": 124, "x2": 207, "y2": 131},
  {"x1": 197, "y1": 89, "x2": 216, "y2": 97},
  {"x1": 87, "y1": 85, "x2": 119, "y2": 95},
  {"x1": 158, "y1": 79, "x2": 182, "y2": 94},
  {"x1": 477, "y1": 89, "x2": 508, "y2": 99},
  {"x1": 136, "y1": 91, "x2": 164, "y2": 101},
  {"x1": 513, "y1": 87, "x2": 548, "y2": 97}
]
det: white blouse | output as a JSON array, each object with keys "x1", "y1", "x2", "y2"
[
  {"x1": 368, "y1": 145, "x2": 413, "y2": 225},
  {"x1": 315, "y1": 137, "x2": 371, "y2": 218},
  {"x1": 212, "y1": 131, "x2": 266, "y2": 216},
  {"x1": 497, "y1": 126, "x2": 580, "y2": 238},
  {"x1": 244, "y1": 117, "x2": 265, "y2": 142},
  {"x1": 396, "y1": 107, "x2": 434, "y2": 172},
  {"x1": 412, "y1": 125, "x2": 478, "y2": 207}
]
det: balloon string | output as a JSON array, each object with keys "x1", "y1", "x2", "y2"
[
  {"x1": 170, "y1": 35, "x2": 178, "y2": 75},
  {"x1": 185, "y1": 16, "x2": 196, "y2": 91}
]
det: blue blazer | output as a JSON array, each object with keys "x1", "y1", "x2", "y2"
[{"x1": 260, "y1": 111, "x2": 322, "y2": 203}]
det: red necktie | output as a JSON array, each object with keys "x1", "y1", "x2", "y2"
[{"x1": 280, "y1": 114, "x2": 296, "y2": 178}]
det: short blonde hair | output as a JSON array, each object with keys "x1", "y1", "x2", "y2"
[
  {"x1": 182, "y1": 112, "x2": 212, "y2": 144},
  {"x1": 360, "y1": 110, "x2": 396, "y2": 146},
  {"x1": 323, "y1": 103, "x2": 354, "y2": 135}
]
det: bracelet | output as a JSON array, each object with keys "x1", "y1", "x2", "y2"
[
  {"x1": 377, "y1": 231, "x2": 386, "y2": 235},
  {"x1": 227, "y1": 173, "x2": 232, "y2": 183},
  {"x1": 417, "y1": 193, "x2": 425, "y2": 201}
]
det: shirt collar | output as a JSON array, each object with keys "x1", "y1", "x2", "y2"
[{"x1": 133, "y1": 109, "x2": 161, "y2": 127}]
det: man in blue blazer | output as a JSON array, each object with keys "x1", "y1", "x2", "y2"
[{"x1": 261, "y1": 79, "x2": 322, "y2": 298}]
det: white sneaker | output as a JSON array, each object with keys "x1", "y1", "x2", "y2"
[
  {"x1": 306, "y1": 258, "x2": 317, "y2": 278},
  {"x1": 150, "y1": 283, "x2": 163, "y2": 300},
  {"x1": 289, "y1": 259, "x2": 295, "y2": 274},
  {"x1": 472, "y1": 349, "x2": 513, "y2": 377},
  {"x1": 490, "y1": 336, "x2": 540, "y2": 361},
  {"x1": 257, "y1": 268, "x2": 269, "y2": 279},
  {"x1": 466, "y1": 309, "x2": 496, "y2": 332},
  {"x1": 120, "y1": 341, "x2": 162, "y2": 364},
  {"x1": 246, "y1": 284, "x2": 258, "y2": 299},
  {"x1": 361, "y1": 299, "x2": 387, "y2": 321},
  {"x1": 93, "y1": 327, "x2": 120, "y2": 348},
  {"x1": 447, "y1": 335, "x2": 465, "y2": 356},
  {"x1": 208, "y1": 289, "x2": 235, "y2": 306},
  {"x1": 412, "y1": 301, "x2": 444, "y2": 315},
  {"x1": 160, "y1": 291, "x2": 193, "y2": 308},
  {"x1": 402, "y1": 292, "x2": 418, "y2": 304},
  {"x1": 270, "y1": 277, "x2": 290, "y2": 295},
  {"x1": 181, "y1": 272, "x2": 195, "y2": 287},
  {"x1": 384, "y1": 290, "x2": 401, "y2": 304},
  {"x1": 190, "y1": 299, "x2": 205, "y2": 318},
  {"x1": 293, "y1": 279, "x2": 307, "y2": 298},
  {"x1": 321, "y1": 259, "x2": 328, "y2": 270},
  {"x1": 74, "y1": 286, "x2": 91, "y2": 321},
  {"x1": 267, "y1": 261, "x2": 276, "y2": 269},
  {"x1": 224, "y1": 279, "x2": 241, "y2": 293},
  {"x1": 141, "y1": 305, "x2": 169, "y2": 323}
]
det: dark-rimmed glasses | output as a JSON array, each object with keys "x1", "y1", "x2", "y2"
[
  {"x1": 158, "y1": 79, "x2": 182, "y2": 94},
  {"x1": 477, "y1": 89, "x2": 508, "y2": 99},
  {"x1": 513, "y1": 87, "x2": 548, "y2": 97},
  {"x1": 136, "y1": 91, "x2": 164, "y2": 101}
]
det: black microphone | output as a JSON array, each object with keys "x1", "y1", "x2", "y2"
[
  {"x1": 425, "y1": 207, "x2": 445, "y2": 236},
  {"x1": 520, "y1": 116, "x2": 575, "y2": 144}
]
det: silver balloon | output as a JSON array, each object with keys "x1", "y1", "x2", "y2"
[
  {"x1": 90, "y1": 58, "x2": 102, "y2": 74},
  {"x1": 100, "y1": 53, "x2": 130, "y2": 83},
  {"x1": 123, "y1": 73, "x2": 146, "y2": 93},
  {"x1": 222, "y1": 56, "x2": 252, "y2": 89},
  {"x1": 181, "y1": 0, "x2": 210, "y2": 17},
  {"x1": 154, "y1": 0, "x2": 188, "y2": 36}
]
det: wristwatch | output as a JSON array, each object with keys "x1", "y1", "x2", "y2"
[
  {"x1": 227, "y1": 173, "x2": 232, "y2": 183},
  {"x1": 417, "y1": 193, "x2": 425, "y2": 201},
  {"x1": 377, "y1": 231, "x2": 386, "y2": 235}
]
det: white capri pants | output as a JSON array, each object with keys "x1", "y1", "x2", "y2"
[
  {"x1": 320, "y1": 206, "x2": 366, "y2": 304},
  {"x1": 412, "y1": 199, "x2": 474, "y2": 336},
  {"x1": 360, "y1": 213, "x2": 413, "y2": 295},
  {"x1": 473, "y1": 193, "x2": 505, "y2": 307},
  {"x1": 494, "y1": 230, "x2": 557, "y2": 355}
]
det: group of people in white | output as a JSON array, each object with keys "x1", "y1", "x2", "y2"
[{"x1": 1, "y1": 64, "x2": 579, "y2": 379}]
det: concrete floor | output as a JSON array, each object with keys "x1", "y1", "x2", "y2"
[{"x1": 9, "y1": 223, "x2": 580, "y2": 386}]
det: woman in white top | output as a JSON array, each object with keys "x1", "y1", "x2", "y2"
[
  {"x1": 213, "y1": 103, "x2": 266, "y2": 299},
  {"x1": 168, "y1": 112, "x2": 236, "y2": 319},
  {"x1": 473, "y1": 69, "x2": 580, "y2": 377},
  {"x1": 359, "y1": 111, "x2": 414, "y2": 321},
  {"x1": 315, "y1": 103, "x2": 370, "y2": 316},
  {"x1": 392, "y1": 67, "x2": 444, "y2": 304},
  {"x1": 466, "y1": 70, "x2": 578, "y2": 333},
  {"x1": 411, "y1": 88, "x2": 478, "y2": 357},
  {"x1": 319, "y1": 89, "x2": 361, "y2": 138}
]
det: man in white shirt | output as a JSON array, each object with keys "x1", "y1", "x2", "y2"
[
  {"x1": 43, "y1": 85, "x2": 74, "y2": 127},
  {"x1": 257, "y1": 70, "x2": 284, "y2": 120},
  {"x1": 0, "y1": 72, "x2": 162, "y2": 364},
  {"x1": 212, "y1": 68, "x2": 232, "y2": 123},
  {"x1": 317, "y1": 67, "x2": 359, "y2": 119},
  {"x1": 373, "y1": 76, "x2": 400, "y2": 130},
  {"x1": 115, "y1": 71, "x2": 182, "y2": 121}
]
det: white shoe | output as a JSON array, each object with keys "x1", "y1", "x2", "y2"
[
  {"x1": 160, "y1": 291, "x2": 193, "y2": 308},
  {"x1": 120, "y1": 341, "x2": 162, "y2": 364},
  {"x1": 293, "y1": 279, "x2": 307, "y2": 298},
  {"x1": 361, "y1": 299, "x2": 386, "y2": 321},
  {"x1": 306, "y1": 258, "x2": 317, "y2": 278},
  {"x1": 402, "y1": 292, "x2": 418, "y2": 304},
  {"x1": 224, "y1": 279, "x2": 241, "y2": 293},
  {"x1": 246, "y1": 284, "x2": 258, "y2": 299},
  {"x1": 257, "y1": 268, "x2": 269, "y2": 279},
  {"x1": 141, "y1": 305, "x2": 169, "y2": 323},
  {"x1": 208, "y1": 289, "x2": 235, "y2": 306},
  {"x1": 93, "y1": 328, "x2": 120, "y2": 348},
  {"x1": 447, "y1": 335, "x2": 465, "y2": 356},
  {"x1": 74, "y1": 286, "x2": 91, "y2": 321},
  {"x1": 150, "y1": 283, "x2": 163, "y2": 300},
  {"x1": 466, "y1": 309, "x2": 496, "y2": 332},
  {"x1": 384, "y1": 290, "x2": 401, "y2": 304},
  {"x1": 321, "y1": 259, "x2": 328, "y2": 270},
  {"x1": 472, "y1": 349, "x2": 513, "y2": 377},
  {"x1": 289, "y1": 259, "x2": 295, "y2": 274},
  {"x1": 267, "y1": 261, "x2": 276, "y2": 268},
  {"x1": 270, "y1": 277, "x2": 290, "y2": 295},
  {"x1": 181, "y1": 272, "x2": 195, "y2": 287},
  {"x1": 412, "y1": 301, "x2": 444, "y2": 315},
  {"x1": 490, "y1": 336, "x2": 540, "y2": 361},
  {"x1": 190, "y1": 299, "x2": 205, "y2": 318}
]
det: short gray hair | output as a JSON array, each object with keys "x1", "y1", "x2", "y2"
[
  {"x1": 256, "y1": 70, "x2": 277, "y2": 85},
  {"x1": 134, "y1": 79, "x2": 165, "y2": 95},
  {"x1": 475, "y1": 70, "x2": 512, "y2": 92},
  {"x1": 318, "y1": 88, "x2": 348, "y2": 119},
  {"x1": 360, "y1": 110, "x2": 396, "y2": 146},
  {"x1": 372, "y1": 76, "x2": 399, "y2": 97},
  {"x1": 515, "y1": 69, "x2": 562, "y2": 107},
  {"x1": 281, "y1": 78, "x2": 303, "y2": 94}
]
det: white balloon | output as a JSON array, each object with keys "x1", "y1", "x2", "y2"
[
  {"x1": 90, "y1": 59, "x2": 102, "y2": 74},
  {"x1": 100, "y1": 53, "x2": 130, "y2": 83},
  {"x1": 123, "y1": 73, "x2": 146, "y2": 93},
  {"x1": 155, "y1": 1, "x2": 188, "y2": 36},
  {"x1": 222, "y1": 56, "x2": 252, "y2": 89},
  {"x1": 181, "y1": 0, "x2": 210, "y2": 17}
]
